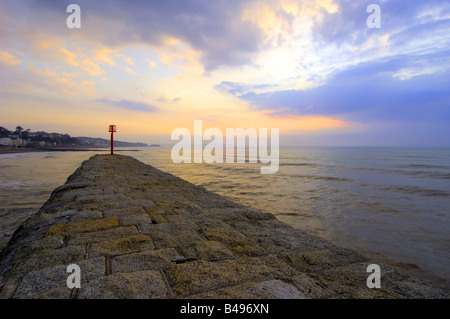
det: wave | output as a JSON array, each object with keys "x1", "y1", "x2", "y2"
[
  {"x1": 275, "y1": 212, "x2": 300, "y2": 216},
  {"x1": 279, "y1": 162, "x2": 324, "y2": 168},
  {"x1": 399, "y1": 155, "x2": 436, "y2": 159},
  {"x1": 396, "y1": 164, "x2": 450, "y2": 170},
  {"x1": 285, "y1": 174, "x2": 352, "y2": 182},
  {"x1": 352, "y1": 167, "x2": 450, "y2": 179},
  {"x1": 381, "y1": 185, "x2": 450, "y2": 197}
]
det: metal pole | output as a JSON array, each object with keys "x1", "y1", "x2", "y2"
[{"x1": 111, "y1": 132, "x2": 114, "y2": 155}]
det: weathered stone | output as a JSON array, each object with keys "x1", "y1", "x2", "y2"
[
  {"x1": 192, "y1": 217, "x2": 233, "y2": 229},
  {"x1": 23, "y1": 287, "x2": 73, "y2": 299},
  {"x1": 67, "y1": 226, "x2": 139, "y2": 246},
  {"x1": 77, "y1": 270, "x2": 169, "y2": 299},
  {"x1": 163, "y1": 215, "x2": 199, "y2": 231},
  {"x1": 290, "y1": 273, "x2": 335, "y2": 298},
  {"x1": 246, "y1": 211, "x2": 277, "y2": 221},
  {"x1": 258, "y1": 280, "x2": 306, "y2": 299},
  {"x1": 203, "y1": 208, "x2": 251, "y2": 223},
  {"x1": 68, "y1": 210, "x2": 103, "y2": 223},
  {"x1": 140, "y1": 224, "x2": 203, "y2": 249},
  {"x1": 249, "y1": 228, "x2": 333, "y2": 254},
  {"x1": 61, "y1": 198, "x2": 119, "y2": 211},
  {"x1": 118, "y1": 213, "x2": 151, "y2": 227},
  {"x1": 103, "y1": 207, "x2": 146, "y2": 218},
  {"x1": 367, "y1": 264, "x2": 448, "y2": 299},
  {"x1": 311, "y1": 262, "x2": 394, "y2": 298},
  {"x1": 0, "y1": 239, "x2": 8, "y2": 255},
  {"x1": 90, "y1": 234, "x2": 155, "y2": 257},
  {"x1": 10, "y1": 245, "x2": 87, "y2": 279},
  {"x1": 144, "y1": 208, "x2": 167, "y2": 224},
  {"x1": 178, "y1": 241, "x2": 234, "y2": 261},
  {"x1": 223, "y1": 255, "x2": 299, "y2": 283},
  {"x1": 14, "y1": 257, "x2": 105, "y2": 298},
  {"x1": 198, "y1": 226, "x2": 268, "y2": 257},
  {"x1": 229, "y1": 243, "x2": 269, "y2": 257},
  {"x1": 164, "y1": 260, "x2": 239, "y2": 296},
  {"x1": 286, "y1": 247, "x2": 368, "y2": 273},
  {"x1": 385, "y1": 278, "x2": 449, "y2": 299},
  {"x1": 46, "y1": 217, "x2": 119, "y2": 236},
  {"x1": 13, "y1": 235, "x2": 65, "y2": 262},
  {"x1": 111, "y1": 248, "x2": 182, "y2": 273},
  {"x1": 199, "y1": 227, "x2": 250, "y2": 247},
  {"x1": 191, "y1": 282, "x2": 274, "y2": 299},
  {"x1": 120, "y1": 199, "x2": 156, "y2": 208}
]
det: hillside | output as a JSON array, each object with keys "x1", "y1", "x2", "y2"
[{"x1": 76, "y1": 136, "x2": 149, "y2": 148}]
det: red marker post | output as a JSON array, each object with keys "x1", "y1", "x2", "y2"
[{"x1": 109, "y1": 125, "x2": 116, "y2": 155}]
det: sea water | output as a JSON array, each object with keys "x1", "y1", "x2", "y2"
[{"x1": 0, "y1": 147, "x2": 449, "y2": 285}]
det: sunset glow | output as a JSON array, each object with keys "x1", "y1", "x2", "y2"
[{"x1": 1, "y1": 0, "x2": 449, "y2": 146}]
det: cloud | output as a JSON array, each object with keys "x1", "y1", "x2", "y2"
[
  {"x1": 81, "y1": 59, "x2": 103, "y2": 76},
  {"x1": 0, "y1": 51, "x2": 21, "y2": 67},
  {"x1": 145, "y1": 58, "x2": 156, "y2": 69},
  {"x1": 95, "y1": 98, "x2": 159, "y2": 112},
  {"x1": 311, "y1": 0, "x2": 450, "y2": 45},
  {"x1": 237, "y1": 55, "x2": 450, "y2": 124},
  {"x1": 215, "y1": 81, "x2": 274, "y2": 96},
  {"x1": 60, "y1": 48, "x2": 79, "y2": 66},
  {"x1": 2, "y1": 0, "x2": 449, "y2": 145},
  {"x1": 29, "y1": 63, "x2": 57, "y2": 77},
  {"x1": 94, "y1": 47, "x2": 117, "y2": 66},
  {"x1": 116, "y1": 53, "x2": 135, "y2": 66},
  {"x1": 21, "y1": 0, "x2": 263, "y2": 72}
]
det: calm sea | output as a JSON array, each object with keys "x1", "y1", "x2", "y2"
[{"x1": 1, "y1": 147, "x2": 449, "y2": 285}]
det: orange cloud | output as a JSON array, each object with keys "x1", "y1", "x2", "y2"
[
  {"x1": 276, "y1": 114, "x2": 351, "y2": 131},
  {"x1": 145, "y1": 58, "x2": 157, "y2": 68},
  {"x1": 29, "y1": 63, "x2": 57, "y2": 77},
  {"x1": 94, "y1": 47, "x2": 117, "y2": 66},
  {"x1": 81, "y1": 59, "x2": 103, "y2": 76},
  {"x1": 56, "y1": 78, "x2": 70, "y2": 83},
  {"x1": 0, "y1": 51, "x2": 21, "y2": 67},
  {"x1": 60, "y1": 48, "x2": 79, "y2": 66},
  {"x1": 116, "y1": 53, "x2": 136, "y2": 66}
]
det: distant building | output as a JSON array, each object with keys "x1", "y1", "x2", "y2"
[
  {"x1": 0, "y1": 138, "x2": 11, "y2": 146},
  {"x1": 10, "y1": 138, "x2": 23, "y2": 147}
]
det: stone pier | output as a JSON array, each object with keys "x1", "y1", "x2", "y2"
[{"x1": 0, "y1": 155, "x2": 447, "y2": 299}]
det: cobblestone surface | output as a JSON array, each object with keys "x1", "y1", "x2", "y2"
[{"x1": 0, "y1": 155, "x2": 448, "y2": 299}]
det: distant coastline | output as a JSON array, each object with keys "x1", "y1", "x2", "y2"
[
  {"x1": 0, "y1": 146, "x2": 146, "y2": 155},
  {"x1": 0, "y1": 146, "x2": 105, "y2": 155},
  {"x1": 0, "y1": 125, "x2": 151, "y2": 154}
]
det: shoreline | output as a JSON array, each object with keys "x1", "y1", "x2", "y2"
[{"x1": 0, "y1": 147, "x2": 143, "y2": 155}]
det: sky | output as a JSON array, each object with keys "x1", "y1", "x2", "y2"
[{"x1": 0, "y1": 0, "x2": 449, "y2": 146}]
